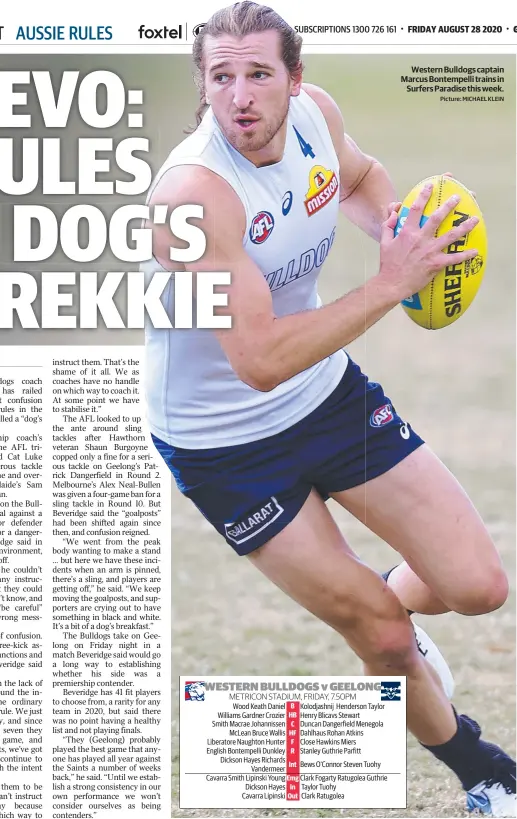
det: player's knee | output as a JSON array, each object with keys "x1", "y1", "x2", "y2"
[
  {"x1": 367, "y1": 619, "x2": 418, "y2": 672},
  {"x1": 449, "y1": 567, "x2": 509, "y2": 615}
]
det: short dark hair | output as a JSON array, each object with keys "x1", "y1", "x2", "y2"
[{"x1": 191, "y1": 1, "x2": 303, "y2": 126}]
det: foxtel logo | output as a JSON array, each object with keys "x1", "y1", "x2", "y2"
[{"x1": 138, "y1": 25, "x2": 184, "y2": 39}]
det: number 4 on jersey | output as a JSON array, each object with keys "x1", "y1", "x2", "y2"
[{"x1": 293, "y1": 126, "x2": 315, "y2": 158}]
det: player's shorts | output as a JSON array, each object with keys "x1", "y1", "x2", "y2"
[{"x1": 152, "y1": 356, "x2": 424, "y2": 556}]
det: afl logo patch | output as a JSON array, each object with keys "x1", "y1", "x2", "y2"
[
  {"x1": 370, "y1": 403, "x2": 394, "y2": 428},
  {"x1": 250, "y1": 211, "x2": 275, "y2": 244}
]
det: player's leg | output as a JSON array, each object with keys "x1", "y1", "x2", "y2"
[
  {"x1": 331, "y1": 444, "x2": 509, "y2": 617},
  {"x1": 247, "y1": 488, "x2": 457, "y2": 745},
  {"x1": 379, "y1": 564, "x2": 456, "y2": 697},
  {"x1": 382, "y1": 562, "x2": 451, "y2": 615}
]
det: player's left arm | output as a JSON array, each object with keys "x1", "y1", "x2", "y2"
[{"x1": 303, "y1": 83, "x2": 397, "y2": 241}]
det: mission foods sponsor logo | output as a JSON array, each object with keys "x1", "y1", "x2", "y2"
[
  {"x1": 305, "y1": 165, "x2": 338, "y2": 216},
  {"x1": 224, "y1": 497, "x2": 284, "y2": 545}
]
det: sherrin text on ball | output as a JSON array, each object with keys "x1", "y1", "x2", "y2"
[{"x1": 395, "y1": 174, "x2": 487, "y2": 329}]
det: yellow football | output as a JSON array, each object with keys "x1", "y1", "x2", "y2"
[{"x1": 395, "y1": 174, "x2": 487, "y2": 329}]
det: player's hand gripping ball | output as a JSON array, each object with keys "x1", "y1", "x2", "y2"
[{"x1": 395, "y1": 174, "x2": 487, "y2": 329}]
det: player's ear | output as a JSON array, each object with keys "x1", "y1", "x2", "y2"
[{"x1": 290, "y1": 63, "x2": 303, "y2": 97}]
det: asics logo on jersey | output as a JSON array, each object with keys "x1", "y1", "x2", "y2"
[
  {"x1": 249, "y1": 211, "x2": 275, "y2": 244},
  {"x1": 282, "y1": 191, "x2": 293, "y2": 215}
]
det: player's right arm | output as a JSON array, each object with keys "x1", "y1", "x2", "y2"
[{"x1": 150, "y1": 167, "x2": 479, "y2": 393}]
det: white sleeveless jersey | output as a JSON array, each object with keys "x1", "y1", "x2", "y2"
[{"x1": 143, "y1": 88, "x2": 347, "y2": 448}]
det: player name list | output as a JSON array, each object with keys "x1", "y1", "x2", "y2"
[{"x1": 180, "y1": 676, "x2": 406, "y2": 809}]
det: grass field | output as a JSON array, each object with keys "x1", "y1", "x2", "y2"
[{"x1": 170, "y1": 54, "x2": 515, "y2": 818}]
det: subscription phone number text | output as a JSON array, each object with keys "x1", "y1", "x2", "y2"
[{"x1": 295, "y1": 25, "x2": 514, "y2": 34}]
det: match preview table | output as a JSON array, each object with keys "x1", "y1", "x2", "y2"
[{"x1": 180, "y1": 676, "x2": 406, "y2": 809}]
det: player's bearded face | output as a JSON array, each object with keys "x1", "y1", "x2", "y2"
[
  {"x1": 203, "y1": 32, "x2": 300, "y2": 160},
  {"x1": 226, "y1": 84, "x2": 290, "y2": 153}
]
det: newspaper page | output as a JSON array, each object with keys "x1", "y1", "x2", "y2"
[{"x1": 0, "y1": 2, "x2": 515, "y2": 818}]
